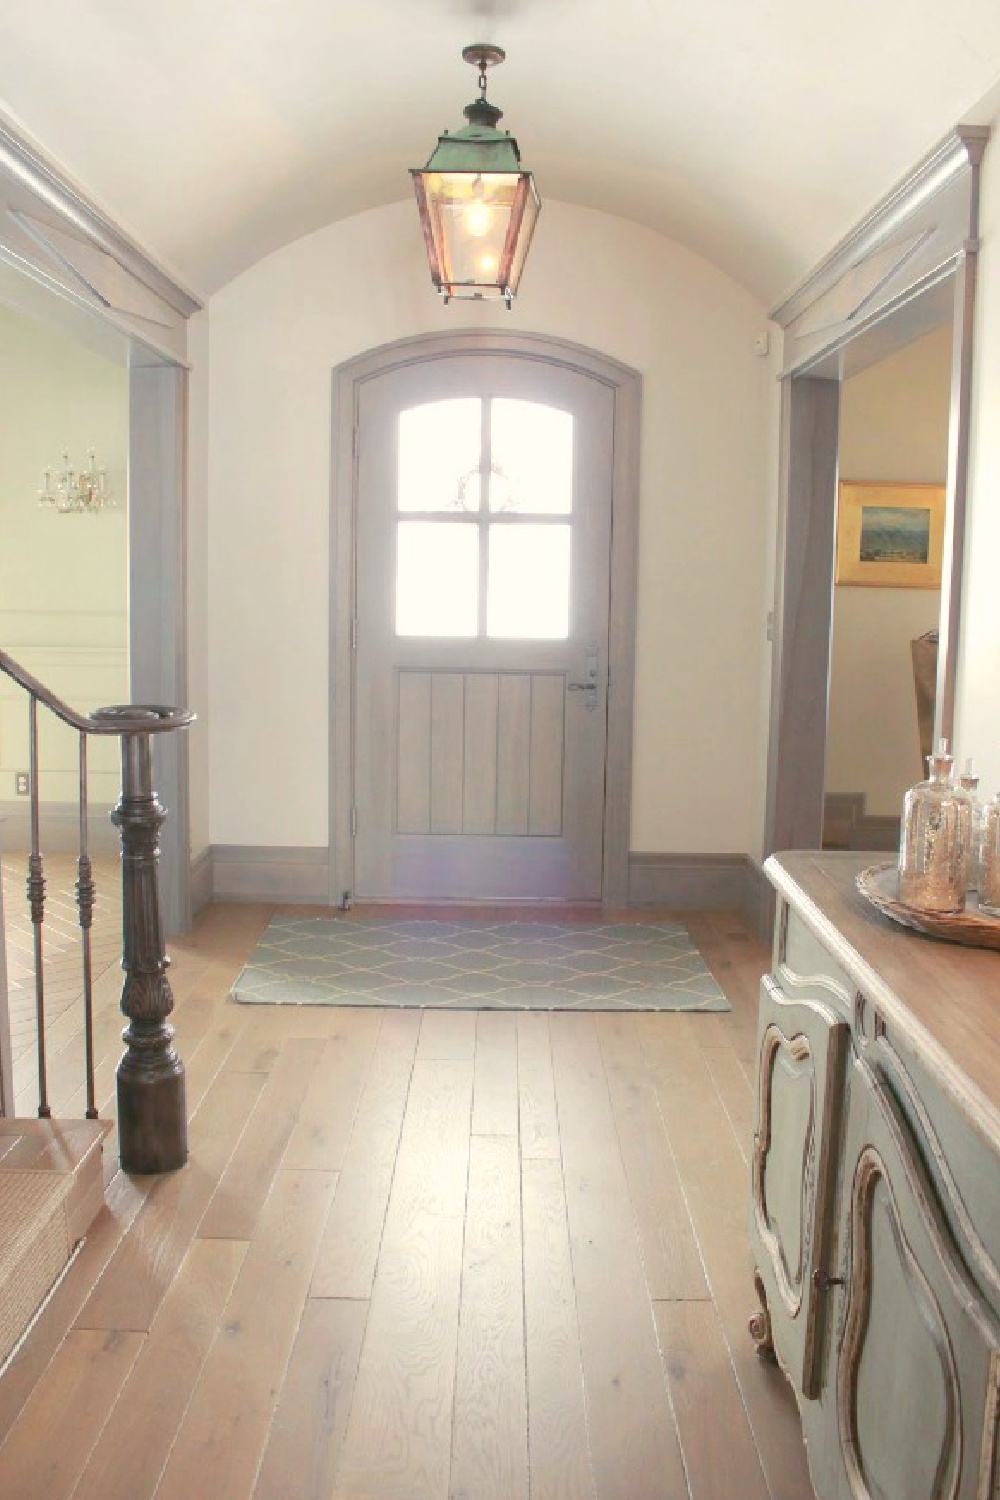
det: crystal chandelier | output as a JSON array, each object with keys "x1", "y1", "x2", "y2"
[{"x1": 38, "y1": 450, "x2": 117, "y2": 515}]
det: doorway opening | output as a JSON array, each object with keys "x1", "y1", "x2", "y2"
[
  {"x1": 329, "y1": 332, "x2": 641, "y2": 909},
  {"x1": 822, "y1": 322, "x2": 954, "y2": 852},
  {"x1": 0, "y1": 297, "x2": 130, "y2": 851},
  {"x1": 764, "y1": 127, "x2": 987, "y2": 870}
]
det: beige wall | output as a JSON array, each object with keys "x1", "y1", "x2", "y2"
[
  {"x1": 825, "y1": 325, "x2": 952, "y2": 817},
  {"x1": 0, "y1": 305, "x2": 129, "y2": 809},
  {"x1": 956, "y1": 120, "x2": 1000, "y2": 805},
  {"x1": 202, "y1": 198, "x2": 773, "y2": 855}
]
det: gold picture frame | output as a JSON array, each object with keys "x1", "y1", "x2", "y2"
[{"x1": 835, "y1": 481, "x2": 946, "y2": 589}]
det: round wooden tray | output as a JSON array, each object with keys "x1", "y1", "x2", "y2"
[{"x1": 857, "y1": 863, "x2": 1000, "y2": 951}]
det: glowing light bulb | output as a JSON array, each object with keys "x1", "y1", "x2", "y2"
[
  {"x1": 477, "y1": 251, "x2": 499, "y2": 277},
  {"x1": 465, "y1": 201, "x2": 491, "y2": 238}
]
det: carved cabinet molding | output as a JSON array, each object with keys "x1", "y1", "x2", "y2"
[
  {"x1": 752, "y1": 977, "x2": 848, "y2": 1398},
  {"x1": 832, "y1": 1064, "x2": 1000, "y2": 1500},
  {"x1": 753, "y1": 854, "x2": 1000, "y2": 1500}
]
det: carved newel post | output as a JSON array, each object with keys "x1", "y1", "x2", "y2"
[{"x1": 96, "y1": 705, "x2": 192, "y2": 1174}]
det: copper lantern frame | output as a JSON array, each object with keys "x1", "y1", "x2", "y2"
[{"x1": 411, "y1": 45, "x2": 542, "y2": 308}]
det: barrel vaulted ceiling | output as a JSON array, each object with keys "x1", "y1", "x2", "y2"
[{"x1": 0, "y1": 0, "x2": 999, "y2": 304}]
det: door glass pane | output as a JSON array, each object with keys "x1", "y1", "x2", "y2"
[
  {"x1": 398, "y1": 399, "x2": 482, "y2": 512},
  {"x1": 396, "y1": 521, "x2": 478, "y2": 636},
  {"x1": 489, "y1": 400, "x2": 573, "y2": 514},
  {"x1": 487, "y1": 525, "x2": 570, "y2": 638}
]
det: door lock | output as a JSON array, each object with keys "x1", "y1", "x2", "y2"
[{"x1": 568, "y1": 646, "x2": 601, "y2": 709}]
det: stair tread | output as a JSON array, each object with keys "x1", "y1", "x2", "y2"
[{"x1": 0, "y1": 1118, "x2": 108, "y2": 1175}]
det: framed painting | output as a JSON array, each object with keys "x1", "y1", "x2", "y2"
[{"x1": 835, "y1": 481, "x2": 946, "y2": 589}]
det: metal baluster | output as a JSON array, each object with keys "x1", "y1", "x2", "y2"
[
  {"x1": 77, "y1": 732, "x2": 98, "y2": 1119},
  {"x1": 26, "y1": 695, "x2": 50, "y2": 1118}
]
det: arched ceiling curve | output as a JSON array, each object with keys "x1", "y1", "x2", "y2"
[{"x1": 1, "y1": 0, "x2": 999, "y2": 304}]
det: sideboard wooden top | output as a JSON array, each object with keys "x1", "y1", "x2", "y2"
[{"x1": 766, "y1": 851, "x2": 1000, "y2": 1150}]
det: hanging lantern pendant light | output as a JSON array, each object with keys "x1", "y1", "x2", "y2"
[{"x1": 411, "y1": 44, "x2": 541, "y2": 308}]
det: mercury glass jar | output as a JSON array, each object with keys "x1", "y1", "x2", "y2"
[
  {"x1": 981, "y1": 795, "x2": 1000, "y2": 916},
  {"x1": 898, "y1": 741, "x2": 972, "y2": 914},
  {"x1": 959, "y1": 760, "x2": 984, "y2": 894}
]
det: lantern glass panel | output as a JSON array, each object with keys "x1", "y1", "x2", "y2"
[
  {"x1": 423, "y1": 171, "x2": 523, "y2": 290},
  {"x1": 506, "y1": 179, "x2": 541, "y2": 293}
]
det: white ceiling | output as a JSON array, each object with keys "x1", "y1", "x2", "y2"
[{"x1": 1, "y1": 0, "x2": 999, "y2": 304}]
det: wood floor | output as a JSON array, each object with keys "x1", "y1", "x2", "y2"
[
  {"x1": 0, "y1": 852, "x2": 122, "y2": 1072},
  {"x1": 0, "y1": 869, "x2": 816, "y2": 1500}
]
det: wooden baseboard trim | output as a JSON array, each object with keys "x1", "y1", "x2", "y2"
[
  {"x1": 823, "y1": 791, "x2": 900, "y2": 852},
  {"x1": 211, "y1": 845, "x2": 330, "y2": 904},
  {"x1": 744, "y1": 858, "x2": 775, "y2": 944},
  {"x1": 0, "y1": 801, "x2": 118, "y2": 857},
  {"x1": 190, "y1": 847, "x2": 214, "y2": 916},
  {"x1": 200, "y1": 845, "x2": 771, "y2": 933},
  {"x1": 628, "y1": 851, "x2": 769, "y2": 936}
]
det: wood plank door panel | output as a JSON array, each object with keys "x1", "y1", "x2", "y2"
[{"x1": 354, "y1": 354, "x2": 614, "y2": 901}]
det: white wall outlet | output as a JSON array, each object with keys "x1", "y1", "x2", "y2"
[
  {"x1": 15, "y1": 771, "x2": 30, "y2": 796},
  {"x1": 754, "y1": 330, "x2": 770, "y2": 357}
]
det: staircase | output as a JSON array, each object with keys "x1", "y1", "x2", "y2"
[
  {"x1": 822, "y1": 790, "x2": 901, "y2": 852},
  {"x1": 0, "y1": 1118, "x2": 108, "y2": 1369},
  {"x1": 0, "y1": 645, "x2": 194, "y2": 1373}
]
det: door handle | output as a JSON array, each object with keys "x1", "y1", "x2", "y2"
[{"x1": 568, "y1": 646, "x2": 601, "y2": 708}]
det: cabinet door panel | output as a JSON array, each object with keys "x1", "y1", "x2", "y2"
[
  {"x1": 832, "y1": 1058, "x2": 1000, "y2": 1500},
  {"x1": 751, "y1": 974, "x2": 849, "y2": 1398}
]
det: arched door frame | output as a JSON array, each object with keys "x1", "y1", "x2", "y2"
[{"x1": 329, "y1": 330, "x2": 642, "y2": 909}]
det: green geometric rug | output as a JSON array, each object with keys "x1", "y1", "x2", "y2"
[{"x1": 231, "y1": 916, "x2": 729, "y2": 1012}]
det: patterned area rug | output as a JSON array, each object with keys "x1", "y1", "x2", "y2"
[{"x1": 231, "y1": 917, "x2": 729, "y2": 1012}]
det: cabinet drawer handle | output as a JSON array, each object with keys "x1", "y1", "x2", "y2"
[{"x1": 812, "y1": 1268, "x2": 845, "y2": 1292}]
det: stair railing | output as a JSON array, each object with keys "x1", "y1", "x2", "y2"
[{"x1": 0, "y1": 646, "x2": 193, "y2": 1173}]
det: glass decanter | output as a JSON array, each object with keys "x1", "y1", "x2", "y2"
[
  {"x1": 959, "y1": 759, "x2": 984, "y2": 894},
  {"x1": 898, "y1": 740, "x2": 971, "y2": 914},
  {"x1": 981, "y1": 795, "x2": 1000, "y2": 917}
]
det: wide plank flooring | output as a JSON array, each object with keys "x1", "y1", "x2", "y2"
[{"x1": 0, "y1": 883, "x2": 816, "y2": 1499}]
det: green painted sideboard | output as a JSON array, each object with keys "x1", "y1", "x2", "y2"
[{"x1": 751, "y1": 851, "x2": 1000, "y2": 1500}]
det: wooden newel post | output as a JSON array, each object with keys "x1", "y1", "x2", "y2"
[{"x1": 96, "y1": 705, "x2": 192, "y2": 1174}]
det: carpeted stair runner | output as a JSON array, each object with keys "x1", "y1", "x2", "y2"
[{"x1": 0, "y1": 1119, "x2": 108, "y2": 1369}]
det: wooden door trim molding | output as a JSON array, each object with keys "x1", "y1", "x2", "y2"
[
  {"x1": 0, "y1": 115, "x2": 201, "y2": 364},
  {"x1": 764, "y1": 126, "x2": 988, "y2": 865},
  {"x1": 328, "y1": 330, "x2": 642, "y2": 909},
  {"x1": 771, "y1": 127, "x2": 988, "y2": 374},
  {"x1": 0, "y1": 120, "x2": 196, "y2": 956},
  {"x1": 129, "y1": 363, "x2": 192, "y2": 935}
]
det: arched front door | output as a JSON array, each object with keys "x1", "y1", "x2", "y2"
[{"x1": 351, "y1": 348, "x2": 618, "y2": 902}]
